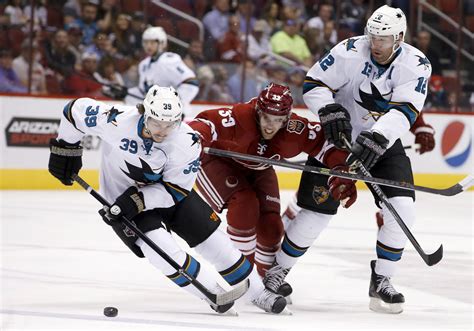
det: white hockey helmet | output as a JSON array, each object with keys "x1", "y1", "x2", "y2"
[
  {"x1": 143, "y1": 85, "x2": 182, "y2": 132},
  {"x1": 142, "y1": 26, "x2": 167, "y2": 52},
  {"x1": 366, "y1": 5, "x2": 407, "y2": 43}
]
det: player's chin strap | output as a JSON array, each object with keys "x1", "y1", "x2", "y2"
[
  {"x1": 71, "y1": 173, "x2": 249, "y2": 306},
  {"x1": 341, "y1": 136, "x2": 443, "y2": 267}
]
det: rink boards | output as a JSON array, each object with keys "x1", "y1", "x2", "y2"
[{"x1": 0, "y1": 94, "x2": 472, "y2": 190}]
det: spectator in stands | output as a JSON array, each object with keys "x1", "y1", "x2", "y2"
[
  {"x1": 247, "y1": 19, "x2": 272, "y2": 64},
  {"x1": 195, "y1": 65, "x2": 214, "y2": 101},
  {"x1": 203, "y1": 0, "x2": 230, "y2": 41},
  {"x1": 414, "y1": 30, "x2": 441, "y2": 75},
  {"x1": 306, "y1": 3, "x2": 337, "y2": 45},
  {"x1": 66, "y1": 23, "x2": 84, "y2": 67},
  {"x1": 217, "y1": 15, "x2": 243, "y2": 63},
  {"x1": 426, "y1": 75, "x2": 448, "y2": 109},
  {"x1": 208, "y1": 64, "x2": 234, "y2": 103},
  {"x1": 44, "y1": 29, "x2": 77, "y2": 77},
  {"x1": 340, "y1": 0, "x2": 368, "y2": 34},
  {"x1": 96, "y1": 0, "x2": 119, "y2": 32},
  {"x1": 62, "y1": 50, "x2": 102, "y2": 96},
  {"x1": 24, "y1": 0, "x2": 47, "y2": 33},
  {"x1": 228, "y1": 60, "x2": 259, "y2": 102},
  {"x1": 84, "y1": 31, "x2": 115, "y2": 61},
  {"x1": 236, "y1": 0, "x2": 255, "y2": 34},
  {"x1": 287, "y1": 66, "x2": 305, "y2": 105},
  {"x1": 261, "y1": 1, "x2": 282, "y2": 36},
  {"x1": 66, "y1": 1, "x2": 99, "y2": 47},
  {"x1": 4, "y1": 0, "x2": 27, "y2": 26},
  {"x1": 281, "y1": 0, "x2": 306, "y2": 21},
  {"x1": 0, "y1": 49, "x2": 27, "y2": 93},
  {"x1": 93, "y1": 55, "x2": 125, "y2": 99},
  {"x1": 130, "y1": 11, "x2": 146, "y2": 58},
  {"x1": 110, "y1": 13, "x2": 136, "y2": 58},
  {"x1": 270, "y1": 19, "x2": 312, "y2": 67},
  {"x1": 263, "y1": 63, "x2": 287, "y2": 87},
  {"x1": 183, "y1": 40, "x2": 205, "y2": 72},
  {"x1": 12, "y1": 40, "x2": 47, "y2": 94}
]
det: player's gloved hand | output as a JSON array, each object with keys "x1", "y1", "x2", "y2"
[
  {"x1": 103, "y1": 85, "x2": 128, "y2": 100},
  {"x1": 328, "y1": 165, "x2": 357, "y2": 208},
  {"x1": 48, "y1": 138, "x2": 83, "y2": 186},
  {"x1": 346, "y1": 131, "x2": 388, "y2": 171},
  {"x1": 318, "y1": 103, "x2": 352, "y2": 149},
  {"x1": 414, "y1": 124, "x2": 435, "y2": 154},
  {"x1": 102, "y1": 187, "x2": 145, "y2": 224}
]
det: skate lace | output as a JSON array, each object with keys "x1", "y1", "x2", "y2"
[
  {"x1": 264, "y1": 265, "x2": 289, "y2": 292},
  {"x1": 376, "y1": 276, "x2": 398, "y2": 296}
]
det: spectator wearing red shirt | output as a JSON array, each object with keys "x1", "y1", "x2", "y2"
[
  {"x1": 217, "y1": 15, "x2": 243, "y2": 63},
  {"x1": 62, "y1": 51, "x2": 102, "y2": 96}
]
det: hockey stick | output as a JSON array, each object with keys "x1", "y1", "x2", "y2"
[
  {"x1": 404, "y1": 143, "x2": 421, "y2": 150},
  {"x1": 293, "y1": 143, "x2": 419, "y2": 164},
  {"x1": 340, "y1": 137, "x2": 443, "y2": 266},
  {"x1": 203, "y1": 148, "x2": 474, "y2": 197},
  {"x1": 71, "y1": 173, "x2": 249, "y2": 305}
]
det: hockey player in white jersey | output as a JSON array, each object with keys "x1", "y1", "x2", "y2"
[
  {"x1": 125, "y1": 26, "x2": 199, "y2": 118},
  {"x1": 264, "y1": 5, "x2": 432, "y2": 314},
  {"x1": 48, "y1": 85, "x2": 287, "y2": 314}
]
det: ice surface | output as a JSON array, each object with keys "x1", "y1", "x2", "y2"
[{"x1": 1, "y1": 189, "x2": 472, "y2": 330}]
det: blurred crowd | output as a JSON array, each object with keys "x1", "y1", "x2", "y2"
[{"x1": 0, "y1": 0, "x2": 472, "y2": 111}]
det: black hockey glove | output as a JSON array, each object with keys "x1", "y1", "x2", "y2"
[
  {"x1": 48, "y1": 138, "x2": 83, "y2": 186},
  {"x1": 346, "y1": 131, "x2": 389, "y2": 171},
  {"x1": 103, "y1": 85, "x2": 128, "y2": 100},
  {"x1": 318, "y1": 103, "x2": 352, "y2": 149},
  {"x1": 100, "y1": 186, "x2": 145, "y2": 224}
]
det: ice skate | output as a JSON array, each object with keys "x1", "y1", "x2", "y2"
[
  {"x1": 369, "y1": 260, "x2": 405, "y2": 314},
  {"x1": 251, "y1": 289, "x2": 287, "y2": 314},
  {"x1": 207, "y1": 284, "x2": 239, "y2": 316}
]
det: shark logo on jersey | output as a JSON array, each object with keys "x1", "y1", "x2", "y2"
[
  {"x1": 356, "y1": 83, "x2": 390, "y2": 121},
  {"x1": 188, "y1": 132, "x2": 201, "y2": 147},
  {"x1": 415, "y1": 55, "x2": 431, "y2": 70},
  {"x1": 343, "y1": 38, "x2": 358, "y2": 52},
  {"x1": 122, "y1": 158, "x2": 164, "y2": 186},
  {"x1": 104, "y1": 107, "x2": 123, "y2": 126}
]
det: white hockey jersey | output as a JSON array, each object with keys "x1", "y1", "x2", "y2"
[
  {"x1": 56, "y1": 98, "x2": 202, "y2": 209},
  {"x1": 303, "y1": 36, "x2": 432, "y2": 148}
]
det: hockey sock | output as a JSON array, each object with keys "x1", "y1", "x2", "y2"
[
  {"x1": 227, "y1": 225, "x2": 256, "y2": 263},
  {"x1": 281, "y1": 193, "x2": 301, "y2": 230},
  {"x1": 255, "y1": 212, "x2": 284, "y2": 277},
  {"x1": 376, "y1": 196, "x2": 415, "y2": 277},
  {"x1": 276, "y1": 209, "x2": 332, "y2": 269},
  {"x1": 137, "y1": 228, "x2": 221, "y2": 301}
]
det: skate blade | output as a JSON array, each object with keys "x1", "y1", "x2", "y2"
[
  {"x1": 220, "y1": 308, "x2": 239, "y2": 316},
  {"x1": 279, "y1": 307, "x2": 293, "y2": 315},
  {"x1": 369, "y1": 297, "x2": 403, "y2": 314}
]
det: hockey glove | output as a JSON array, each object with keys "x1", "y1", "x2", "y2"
[
  {"x1": 328, "y1": 165, "x2": 357, "y2": 208},
  {"x1": 318, "y1": 103, "x2": 352, "y2": 149},
  {"x1": 103, "y1": 186, "x2": 145, "y2": 223},
  {"x1": 103, "y1": 85, "x2": 128, "y2": 100},
  {"x1": 48, "y1": 138, "x2": 83, "y2": 186},
  {"x1": 346, "y1": 131, "x2": 388, "y2": 171},
  {"x1": 413, "y1": 124, "x2": 435, "y2": 154}
]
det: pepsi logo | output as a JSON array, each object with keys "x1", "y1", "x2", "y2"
[{"x1": 441, "y1": 121, "x2": 471, "y2": 167}]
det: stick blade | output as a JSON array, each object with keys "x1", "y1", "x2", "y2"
[
  {"x1": 459, "y1": 175, "x2": 474, "y2": 192},
  {"x1": 425, "y1": 244, "x2": 443, "y2": 266},
  {"x1": 215, "y1": 279, "x2": 250, "y2": 306}
]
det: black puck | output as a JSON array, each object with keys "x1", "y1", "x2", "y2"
[{"x1": 103, "y1": 306, "x2": 118, "y2": 317}]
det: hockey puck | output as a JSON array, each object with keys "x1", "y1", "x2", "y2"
[{"x1": 103, "y1": 306, "x2": 118, "y2": 317}]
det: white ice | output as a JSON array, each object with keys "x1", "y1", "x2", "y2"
[{"x1": 1, "y1": 189, "x2": 473, "y2": 331}]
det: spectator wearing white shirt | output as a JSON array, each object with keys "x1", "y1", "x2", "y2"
[
  {"x1": 246, "y1": 20, "x2": 272, "y2": 64},
  {"x1": 306, "y1": 3, "x2": 337, "y2": 45}
]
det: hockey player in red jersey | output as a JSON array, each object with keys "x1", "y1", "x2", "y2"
[{"x1": 189, "y1": 83, "x2": 356, "y2": 296}]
